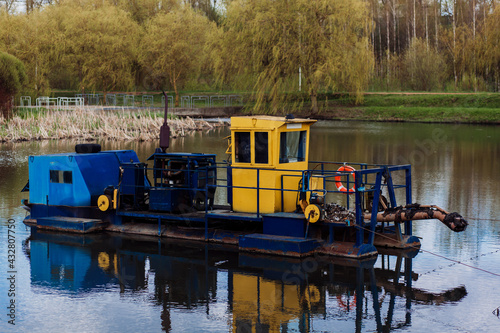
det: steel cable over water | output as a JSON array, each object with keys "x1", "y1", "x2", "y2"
[
  {"x1": 464, "y1": 217, "x2": 500, "y2": 222},
  {"x1": 358, "y1": 224, "x2": 500, "y2": 316},
  {"x1": 358, "y1": 225, "x2": 500, "y2": 278}
]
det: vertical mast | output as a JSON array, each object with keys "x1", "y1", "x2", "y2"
[{"x1": 160, "y1": 91, "x2": 170, "y2": 152}]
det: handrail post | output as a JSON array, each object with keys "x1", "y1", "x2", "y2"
[
  {"x1": 205, "y1": 174, "x2": 209, "y2": 241},
  {"x1": 280, "y1": 174, "x2": 284, "y2": 212},
  {"x1": 405, "y1": 166, "x2": 412, "y2": 236},
  {"x1": 354, "y1": 171, "x2": 364, "y2": 247},
  {"x1": 368, "y1": 172, "x2": 383, "y2": 245},
  {"x1": 256, "y1": 168, "x2": 260, "y2": 217}
]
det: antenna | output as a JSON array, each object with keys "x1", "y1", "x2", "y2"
[{"x1": 159, "y1": 90, "x2": 170, "y2": 152}]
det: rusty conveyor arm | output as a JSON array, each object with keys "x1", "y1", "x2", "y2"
[{"x1": 363, "y1": 204, "x2": 468, "y2": 232}]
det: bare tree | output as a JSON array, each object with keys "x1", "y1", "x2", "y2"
[
  {"x1": 0, "y1": 0, "x2": 16, "y2": 13},
  {"x1": 435, "y1": 0, "x2": 440, "y2": 50},
  {"x1": 424, "y1": 1, "x2": 429, "y2": 49},
  {"x1": 453, "y1": 0, "x2": 457, "y2": 88},
  {"x1": 26, "y1": 0, "x2": 50, "y2": 13},
  {"x1": 413, "y1": 0, "x2": 417, "y2": 39},
  {"x1": 391, "y1": 0, "x2": 397, "y2": 54}
]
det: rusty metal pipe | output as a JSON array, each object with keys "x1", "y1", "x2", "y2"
[{"x1": 363, "y1": 204, "x2": 468, "y2": 232}]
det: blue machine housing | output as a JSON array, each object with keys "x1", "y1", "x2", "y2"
[
  {"x1": 147, "y1": 152, "x2": 217, "y2": 212},
  {"x1": 28, "y1": 150, "x2": 142, "y2": 208}
]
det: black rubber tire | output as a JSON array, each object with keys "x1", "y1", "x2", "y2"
[{"x1": 75, "y1": 144, "x2": 101, "y2": 154}]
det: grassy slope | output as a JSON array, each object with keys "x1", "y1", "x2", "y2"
[
  {"x1": 320, "y1": 93, "x2": 500, "y2": 123},
  {"x1": 47, "y1": 90, "x2": 500, "y2": 123}
]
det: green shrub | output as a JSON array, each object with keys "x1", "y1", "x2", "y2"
[
  {"x1": 0, "y1": 52, "x2": 27, "y2": 118},
  {"x1": 403, "y1": 39, "x2": 446, "y2": 91}
]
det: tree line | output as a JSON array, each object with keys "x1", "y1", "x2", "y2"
[
  {"x1": 0, "y1": 0, "x2": 499, "y2": 114},
  {"x1": 370, "y1": 0, "x2": 500, "y2": 92}
]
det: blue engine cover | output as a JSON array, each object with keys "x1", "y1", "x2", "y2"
[{"x1": 29, "y1": 150, "x2": 140, "y2": 207}]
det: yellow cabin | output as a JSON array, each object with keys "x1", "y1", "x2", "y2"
[
  {"x1": 229, "y1": 116, "x2": 317, "y2": 214},
  {"x1": 231, "y1": 273, "x2": 321, "y2": 333}
]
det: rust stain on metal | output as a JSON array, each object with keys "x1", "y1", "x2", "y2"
[
  {"x1": 27, "y1": 220, "x2": 106, "y2": 234},
  {"x1": 373, "y1": 233, "x2": 421, "y2": 249},
  {"x1": 318, "y1": 243, "x2": 378, "y2": 259},
  {"x1": 239, "y1": 247, "x2": 309, "y2": 258},
  {"x1": 364, "y1": 204, "x2": 468, "y2": 232}
]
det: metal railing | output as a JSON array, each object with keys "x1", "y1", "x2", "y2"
[
  {"x1": 20, "y1": 96, "x2": 31, "y2": 107},
  {"x1": 58, "y1": 97, "x2": 84, "y2": 108},
  {"x1": 161, "y1": 95, "x2": 174, "y2": 107},
  {"x1": 26, "y1": 93, "x2": 243, "y2": 109},
  {"x1": 119, "y1": 161, "x2": 410, "y2": 217},
  {"x1": 142, "y1": 95, "x2": 154, "y2": 107},
  {"x1": 36, "y1": 97, "x2": 58, "y2": 107},
  {"x1": 117, "y1": 160, "x2": 411, "y2": 243},
  {"x1": 106, "y1": 94, "x2": 117, "y2": 106}
]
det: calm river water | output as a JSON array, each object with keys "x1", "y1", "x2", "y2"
[{"x1": 0, "y1": 121, "x2": 499, "y2": 332}]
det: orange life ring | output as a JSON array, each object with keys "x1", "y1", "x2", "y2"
[
  {"x1": 337, "y1": 294, "x2": 356, "y2": 311},
  {"x1": 335, "y1": 165, "x2": 356, "y2": 193}
]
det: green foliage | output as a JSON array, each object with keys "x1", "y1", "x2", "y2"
[
  {"x1": 361, "y1": 106, "x2": 500, "y2": 123},
  {"x1": 0, "y1": 12, "x2": 49, "y2": 95},
  {"x1": 0, "y1": 52, "x2": 26, "y2": 94},
  {"x1": 0, "y1": 51, "x2": 27, "y2": 118},
  {"x1": 0, "y1": 2, "x2": 141, "y2": 95},
  {"x1": 320, "y1": 92, "x2": 500, "y2": 124},
  {"x1": 15, "y1": 107, "x2": 43, "y2": 119},
  {"x1": 140, "y1": 6, "x2": 216, "y2": 106},
  {"x1": 402, "y1": 39, "x2": 446, "y2": 91},
  {"x1": 113, "y1": 0, "x2": 179, "y2": 24},
  {"x1": 479, "y1": 6, "x2": 500, "y2": 89},
  {"x1": 56, "y1": 3, "x2": 140, "y2": 93},
  {"x1": 1, "y1": 0, "x2": 499, "y2": 105},
  {"x1": 361, "y1": 93, "x2": 500, "y2": 108},
  {"x1": 212, "y1": 0, "x2": 373, "y2": 114}
]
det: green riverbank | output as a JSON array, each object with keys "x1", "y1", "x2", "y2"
[
  {"x1": 15, "y1": 92, "x2": 500, "y2": 125},
  {"x1": 288, "y1": 93, "x2": 500, "y2": 124},
  {"x1": 314, "y1": 106, "x2": 500, "y2": 124}
]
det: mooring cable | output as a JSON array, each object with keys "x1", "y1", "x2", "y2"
[
  {"x1": 417, "y1": 248, "x2": 500, "y2": 277},
  {"x1": 358, "y1": 225, "x2": 500, "y2": 278},
  {"x1": 464, "y1": 216, "x2": 500, "y2": 222},
  {"x1": 359, "y1": 223, "x2": 500, "y2": 315}
]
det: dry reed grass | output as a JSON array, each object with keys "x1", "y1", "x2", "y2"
[{"x1": 0, "y1": 108, "x2": 226, "y2": 142}]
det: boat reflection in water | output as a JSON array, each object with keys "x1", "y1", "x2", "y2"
[{"x1": 26, "y1": 231, "x2": 467, "y2": 332}]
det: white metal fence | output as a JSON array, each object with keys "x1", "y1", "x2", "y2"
[
  {"x1": 161, "y1": 95, "x2": 174, "y2": 107},
  {"x1": 23, "y1": 94, "x2": 243, "y2": 109},
  {"x1": 20, "y1": 96, "x2": 31, "y2": 107},
  {"x1": 35, "y1": 97, "x2": 84, "y2": 108}
]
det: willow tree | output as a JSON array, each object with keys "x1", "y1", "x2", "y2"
[
  {"x1": 0, "y1": 12, "x2": 23, "y2": 61},
  {"x1": 213, "y1": 0, "x2": 373, "y2": 113},
  {"x1": 114, "y1": 0, "x2": 179, "y2": 24},
  {"x1": 0, "y1": 12, "x2": 52, "y2": 95},
  {"x1": 61, "y1": 4, "x2": 140, "y2": 95},
  {"x1": 480, "y1": 5, "x2": 500, "y2": 91},
  {"x1": 0, "y1": 52, "x2": 27, "y2": 118},
  {"x1": 140, "y1": 6, "x2": 216, "y2": 106}
]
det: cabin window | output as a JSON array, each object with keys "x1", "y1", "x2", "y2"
[
  {"x1": 50, "y1": 170, "x2": 60, "y2": 183},
  {"x1": 49, "y1": 170, "x2": 73, "y2": 184},
  {"x1": 279, "y1": 131, "x2": 306, "y2": 163},
  {"x1": 63, "y1": 171, "x2": 73, "y2": 184},
  {"x1": 254, "y1": 132, "x2": 269, "y2": 164},
  {"x1": 235, "y1": 132, "x2": 251, "y2": 163}
]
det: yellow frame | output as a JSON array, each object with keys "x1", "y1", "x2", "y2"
[{"x1": 230, "y1": 116, "x2": 317, "y2": 213}]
